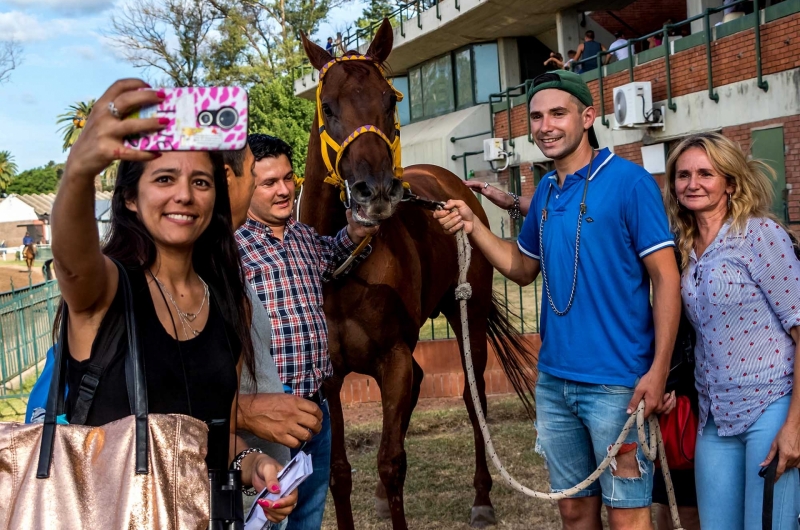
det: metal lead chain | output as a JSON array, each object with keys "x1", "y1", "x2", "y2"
[
  {"x1": 537, "y1": 152, "x2": 595, "y2": 317},
  {"x1": 539, "y1": 203, "x2": 585, "y2": 316}
]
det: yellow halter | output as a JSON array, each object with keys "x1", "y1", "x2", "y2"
[{"x1": 315, "y1": 54, "x2": 408, "y2": 203}]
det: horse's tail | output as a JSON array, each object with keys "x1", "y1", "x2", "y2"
[{"x1": 486, "y1": 293, "x2": 538, "y2": 419}]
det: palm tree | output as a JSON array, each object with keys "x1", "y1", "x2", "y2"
[
  {"x1": 0, "y1": 150, "x2": 18, "y2": 192},
  {"x1": 57, "y1": 100, "x2": 95, "y2": 151}
]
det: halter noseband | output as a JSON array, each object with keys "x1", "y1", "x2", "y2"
[{"x1": 315, "y1": 54, "x2": 408, "y2": 203}]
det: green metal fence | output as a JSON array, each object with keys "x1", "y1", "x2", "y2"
[
  {"x1": 420, "y1": 219, "x2": 541, "y2": 340},
  {"x1": 0, "y1": 280, "x2": 60, "y2": 398}
]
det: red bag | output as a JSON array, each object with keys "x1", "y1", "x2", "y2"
[{"x1": 656, "y1": 395, "x2": 698, "y2": 470}]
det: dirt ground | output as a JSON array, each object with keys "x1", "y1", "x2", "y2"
[{"x1": 0, "y1": 262, "x2": 46, "y2": 293}]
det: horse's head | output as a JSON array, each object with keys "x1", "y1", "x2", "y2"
[{"x1": 302, "y1": 19, "x2": 404, "y2": 226}]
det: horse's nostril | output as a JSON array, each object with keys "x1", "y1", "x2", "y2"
[
  {"x1": 389, "y1": 179, "x2": 405, "y2": 201},
  {"x1": 351, "y1": 181, "x2": 372, "y2": 201}
]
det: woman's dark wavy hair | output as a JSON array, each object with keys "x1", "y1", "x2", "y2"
[{"x1": 55, "y1": 152, "x2": 254, "y2": 376}]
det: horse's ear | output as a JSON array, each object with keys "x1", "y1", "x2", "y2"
[
  {"x1": 366, "y1": 18, "x2": 393, "y2": 64},
  {"x1": 301, "y1": 31, "x2": 334, "y2": 71}
]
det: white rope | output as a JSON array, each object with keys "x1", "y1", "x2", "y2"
[{"x1": 452, "y1": 226, "x2": 684, "y2": 529}]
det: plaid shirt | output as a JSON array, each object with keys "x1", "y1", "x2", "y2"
[{"x1": 236, "y1": 217, "x2": 371, "y2": 397}]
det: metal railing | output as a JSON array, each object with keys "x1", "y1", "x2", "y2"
[
  {"x1": 591, "y1": 0, "x2": 767, "y2": 125},
  {"x1": 420, "y1": 219, "x2": 541, "y2": 341},
  {"x1": 488, "y1": 0, "x2": 773, "y2": 139},
  {"x1": 0, "y1": 280, "x2": 60, "y2": 403},
  {"x1": 292, "y1": 0, "x2": 441, "y2": 83}
]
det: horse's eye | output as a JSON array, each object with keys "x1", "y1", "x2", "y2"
[{"x1": 322, "y1": 104, "x2": 334, "y2": 117}]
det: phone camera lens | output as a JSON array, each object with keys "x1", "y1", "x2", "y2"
[
  {"x1": 198, "y1": 111, "x2": 214, "y2": 127},
  {"x1": 216, "y1": 107, "x2": 238, "y2": 129}
]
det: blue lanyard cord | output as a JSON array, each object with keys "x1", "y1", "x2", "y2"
[{"x1": 538, "y1": 151, "x2": 595, "y2": 317}]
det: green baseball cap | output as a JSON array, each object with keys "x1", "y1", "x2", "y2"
[{"x1": 527, "y1": 70, "x2": 599, "y2": 148}]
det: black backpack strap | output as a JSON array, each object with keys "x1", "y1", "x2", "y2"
[
  {"x1": 68, "y1": 312, "x2": 125, "y2": 425},
  {"x1": 37, "y1": 259, "x2": 148, "y2": 479},
  {"x1": 759, "y1": 455, "x2": 778, "y2": 530}
]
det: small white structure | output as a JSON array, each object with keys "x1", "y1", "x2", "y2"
[{"x1": 0, "y1": 196, "x2": 38, "y2": 224}]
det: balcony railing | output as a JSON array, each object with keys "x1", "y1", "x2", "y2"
[{"x1": 293, "y1": 0, "x2": 450, "y2": 84}]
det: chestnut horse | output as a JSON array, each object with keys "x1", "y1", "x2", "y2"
[
  {"x1": 23, "y1": 243, "x2": 36, "y2": 272},
  {"x1": 300, "y1": 21, "x2": 537, "y2": 529}
]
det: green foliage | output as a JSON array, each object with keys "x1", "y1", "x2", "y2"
[
  {"x1": 0, "y1": 150, "x2": 18, "y2": 192},
  {"x1": 7, "y1": 161, "x2": 63, "y2": 195},
  {"x1": 56, "y1": 100, "x2": 95, "y2": 151},
  {"x1": 249, "y1": 77, "x2": 315, "y2": 175},
  {"x1": 356, "y1": 0, "x2": 397, "y2": 29}
]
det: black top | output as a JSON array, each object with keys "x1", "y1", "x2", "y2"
[{"x1": 66, "y1": 267, "x2": 241, "y2": 470}]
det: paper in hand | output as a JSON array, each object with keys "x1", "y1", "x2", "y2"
[{"x1": 244, "y1": 451, "x2": 314, "y2": 530}]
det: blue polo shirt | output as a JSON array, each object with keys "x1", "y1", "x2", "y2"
[{"x1": 517, "y1": 148, "x2": 673, "y2": 386}]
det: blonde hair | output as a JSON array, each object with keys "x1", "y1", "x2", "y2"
[{"x1": 663, "y1": 132, "x2": 779, "y2": 269}]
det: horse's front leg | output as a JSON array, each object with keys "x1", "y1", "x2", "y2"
[
  {"x1": 375, "y1": 344, "x2": 415, "y2": 530},
  {"x1": 324, "y1": 375, "x2": 356, "y2": 530},
  {"x1": 375, "y1": 356, "x2": 423, "y2": 519}
]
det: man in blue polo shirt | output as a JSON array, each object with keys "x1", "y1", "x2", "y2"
[{"x1": 435, "y1": 70, "x2": 681, "y2": 530}]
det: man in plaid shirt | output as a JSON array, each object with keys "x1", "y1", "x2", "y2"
[{"x1": 236, "y1": 134, "x2": 376, "y2": 530}]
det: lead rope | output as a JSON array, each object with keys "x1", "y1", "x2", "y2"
[{"x1": 450, "y1": 219, "x2": 684, "y2": 529}]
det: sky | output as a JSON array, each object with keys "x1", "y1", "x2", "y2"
[{"x1": 0, "y1": 0, "x2": 367, "y2": 172}]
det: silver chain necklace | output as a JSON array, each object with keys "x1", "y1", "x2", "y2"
[
  {"x1": 538, "y1": 152, "x2": 595, "y2": 317},
  {"x1": 153, "y1": 274, "x2": 209, "y2": 340}
]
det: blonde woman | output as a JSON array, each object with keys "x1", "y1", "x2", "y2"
[{"x1": 664, "y1": 132, "x2": 800, "y2": 530}]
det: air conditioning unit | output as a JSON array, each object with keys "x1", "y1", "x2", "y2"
[
  {"x1": 613, "y1": 82, "x2": 654, "y2": 128},
  {"x1": 483, "y1": 138, "x2": 506, "y2": 161}
]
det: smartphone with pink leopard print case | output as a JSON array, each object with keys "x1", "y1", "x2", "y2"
[{"x1": 124, "y1": 87, "x2": 248, "y2": 151}]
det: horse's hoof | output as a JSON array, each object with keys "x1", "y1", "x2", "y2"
[
  {"x1": 470, "y1": 505, "x2": 496, "y2": 528},
  {"x1": 375, "y1": 496, "x2": 391, "y2": 519}
]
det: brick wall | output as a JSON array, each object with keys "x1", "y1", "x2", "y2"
[
  {"x1": 591, "y1": 0, "x2": 687, "y2": 41},
  {"x1": 493, "y1": 11, "x2": 800, "y2": 223},
  {"x1": 495, "y1": 12, "x2": 800, "y2": 136},
  {"x1": 585, "y1": 11, "x2": 800, "y2": 121},
  {"x1": 340, "y1": 334, "x2": 541, "y2": 404}
]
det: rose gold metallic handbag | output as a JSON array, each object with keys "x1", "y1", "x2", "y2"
[{"x1": 0, "y1": 262, "x2": 211, "y2": 529}]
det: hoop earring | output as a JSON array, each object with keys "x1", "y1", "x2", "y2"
[{"x1": 727, "y1": 193, "x2": 732, "y2": 209}]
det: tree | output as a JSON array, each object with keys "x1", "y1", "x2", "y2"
[
  {"x1": 0, "y1": 151, "x2": 18, "y2": 192},
  {"x1": 57, "y1": 100, "x2": 95, "y2": 151},
  {"x1": 356, "y1": 0, "x2": 400, "y2": 29},
  {"x1": 107, "y1": 0, "x2": 221, "y2": 86},
  {"x1": 0, "y1": 40, "x2": 22, "y2": 84},
  {"x1": 249, "y1": 77, "x2": 315, "y2": 175},
  {"x1": 7, "y1": 162, "x2": 62, "y2": 195}
]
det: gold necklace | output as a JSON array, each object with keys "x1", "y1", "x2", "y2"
[{"x1": 153, "y1": 274, "x2": 209, "y2": 340}]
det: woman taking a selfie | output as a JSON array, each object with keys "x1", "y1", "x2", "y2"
[
  {"x1": 664, "y1": 132, "x2": 800, "y2": 529},
  {"x1": 50, "y1": 79, "x2": 295, "y2": 524}
]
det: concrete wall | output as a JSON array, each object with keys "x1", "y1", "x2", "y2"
[{"x1": 340, "y1": 334, "x2": 541, "y2": 404}]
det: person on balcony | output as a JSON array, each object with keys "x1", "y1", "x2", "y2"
[
  {"x1": 436, "y1": 70, "x2": 681, "y2": 530},
  {"x1": 573, "y1": 30, "x2": 608, "y2": 72}
]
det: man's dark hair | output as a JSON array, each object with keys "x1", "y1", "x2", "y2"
[
  {"x1": 221, "y1": 148, "x2": 246, "y2": 178},
  {"x1": 248, "y1": 134, "x2": 294, "y2": 169},
  {"x1": 585, "y1": 30, "x2": 595, "y2": 40},
  {"x1": 614, "y1": 31, "x2": 624, "y2": 38}
]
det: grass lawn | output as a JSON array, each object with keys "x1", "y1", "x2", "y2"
[
  {"x1": 322, "y1": 396, "x2": 564, "y2": 529},
  {"x1": 0, "y1": 374, "x2": 35, "y2": 422}
]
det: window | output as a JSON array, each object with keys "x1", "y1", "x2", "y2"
[
  {"x1": 422, "y1": 54, "x2": 454, "y2": 117},
  {"x1": 473, "y1": 43, "x2": 500, "y2": 103},
  {"x1": 391, "y1": 76, "x2": 411, "y2": 126},
  {"x1": 455, "y1": 48, "x2": 473, "y2": 109},
  {"x1": 405, "y1": 43, "x2": 500, "y2": 122},
  {"x1": 409, "y1": 67, "x2": 423, "y2": 121}
]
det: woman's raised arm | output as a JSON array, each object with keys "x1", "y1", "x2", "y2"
[{"x1": 52, "y1": 79, "x2": 165, "y2": 313}]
